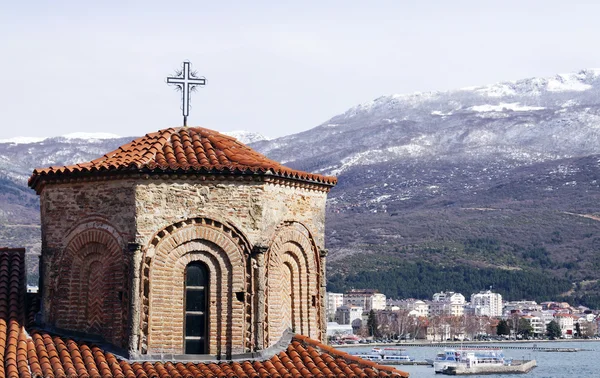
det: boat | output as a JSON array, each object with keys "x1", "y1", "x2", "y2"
[
  {"x1": 433, "y1": 348, "x2": 512, "y2": 374},
  {"x1": 371, "y1": 347, "x2": 414, "y2": 362},
  {"x1": 353, "y1": 354, "x2": 383, "y2": 361},
  {"x1": 372, "y1": 347, "x2": 409, "y2": 356},
  {"x1": 382, "y1": 354, "x2": 414, "y2": 362}
]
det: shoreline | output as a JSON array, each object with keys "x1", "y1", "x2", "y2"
[{"x1": 333, "y1": 338, "x2": 599, "y2": 348}]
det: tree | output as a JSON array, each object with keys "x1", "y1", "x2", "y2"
[
  {"x1": 367, "y1": 310, "x2": 380, "y2": 337},
  {"x1": 518, "y1": 318, "x2": 533, "y2": 338},
  {"x1": 580, "y1": 320, "x2": 598, "y2": 338},
  {"x1": 575, "y1": 322, "x2": 581, "y2": 338},
  {"x1": 497, "y1": 319, "x2": 510, "y2": 336},
  {"x1": 546, "y1": 320, "x2": 562, "y2": 340}
]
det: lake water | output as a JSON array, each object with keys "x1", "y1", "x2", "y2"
[{"x1": 343, "y1": 341, "x2": 600, "y2": 377}]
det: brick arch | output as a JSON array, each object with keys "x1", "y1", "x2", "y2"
[
  {"x1": 141, "y1": 217, "x2": 251, "y2": 356},
  {"x1": 265, "y1": 222, "x2": 321, "y2": 346},
  {"x1": 51, "y1": 224, "x2": 127, "y2": 347}
]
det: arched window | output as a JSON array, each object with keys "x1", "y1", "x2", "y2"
[{"x1": 184, "y1": 262, "x2": 209, "y2": 354}]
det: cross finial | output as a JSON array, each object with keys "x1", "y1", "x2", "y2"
[{"x1": 166, "y1": 61, "x2": 206, "y2": 126}]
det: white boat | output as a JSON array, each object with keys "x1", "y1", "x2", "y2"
[
  {"x1": 433, "y1": 348, "x2": 511, "y2": 374},
  {"x1": 382, "y1": 354, "x2": 414, "y2": 362},
  {"x1": 353, "y1": 354, "x2": 383, "y2": 361},
  {"x1": 371, "y1": 347, "x2": 408, "y2": 356},
  {"x1": 371, "y1": 347, "x2": 414, "y2": 362}
]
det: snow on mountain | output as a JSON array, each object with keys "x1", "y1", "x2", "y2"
[
  {"x1": 469, "y1": 103, "x2": 545, "y2": 112},
  {"x1": 223, "y1": 130, "x2": 269, "y2": 144},
  {"x1": 0, "y1": 132, "x2": 122, "y2": 145},
  {"x1": 252, "y1": 68, "x2": 600, "y2": 178},
  {"x1": 0, "y1": 137, "x2": 47, "y2": 145},
  {"x1": 60, "y1": 132, "x2": 122, "y2": 140}
]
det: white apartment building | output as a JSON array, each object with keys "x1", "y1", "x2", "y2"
[
  {"x1": 335, "y1": 305, "x2": 363, "y2": 325},
  {"x1": 529, "y1": 310, "x2": 555, "y2": 329},
  {"x1": 344, "y1": 289, "x2": 386, "y2": 312},
  {"x1": 390, "y1": 299, "x2": 429, "y2": 317},
  {"x1": 326, "y1": 292, "x2": 344, "y2": 321},
  {"x1": 470, "y1": 290, "x2": 503, "y2": 317},
  {"x1": 555, "y1": 313, "x2": 575, "y2": 338},
  {"x1": 503, "y1": 301, "x2": 542, "y2": 314},
  {"x1": 521, "y1": 315, "x2": 544, "y2": 335},
  {"x1": 431, "y1": 291, "x2": 465, "y2": 317},
  {"x1": 326, "y1": 322, "x2": 353, "y2": 337}
]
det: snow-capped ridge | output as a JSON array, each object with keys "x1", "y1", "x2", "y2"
[
  {"x1": 59, "y1": 132, "x2": 122, "y2": 140},
  {"x1": 340, "y1": 68, "x2": 600, "y2": 120},
  {"x1": 0, "y1": 137, "x2": 47, "y2": 145},
  {"x1": 470, "y1": 103, "x2": 545, "y2": 112},
  {"x1": 1, "y1": 133, "x2": 123, "y2": 145},
  {"x1": 223, "y1": 130, "x2": 270, "y2": 144}
]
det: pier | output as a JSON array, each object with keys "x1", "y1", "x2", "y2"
[
  {"x1": 398, "y1": 342, "x2": 594, "y2": 352},
  {"x1": 441, "y1": 359, "x2": 537, "y2": 375}
]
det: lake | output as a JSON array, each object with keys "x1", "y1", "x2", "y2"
[{"x1": 342, "y1": 341, "x2": 599, "y2": 377}]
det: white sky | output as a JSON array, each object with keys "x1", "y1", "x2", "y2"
[{"x1": 1, "y1": 0, "x2": 600, "y2": 139}]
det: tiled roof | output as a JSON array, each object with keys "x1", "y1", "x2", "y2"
[
  {"x1": 28, "y1": 127, "x2": 337, "y2": 191},
  {"x1": 0, "y1": 248, "x2": 408, "y2": 378}
]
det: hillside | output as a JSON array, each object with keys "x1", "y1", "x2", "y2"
[{"x1": 250, "y1": 69, "x2": 600, "y2": 306}]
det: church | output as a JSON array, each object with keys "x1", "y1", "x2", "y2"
[
  {"x1": 29, "y1": 125, "x2": 336, "y2": 357},
  {"x1": 0, "y1": 125, "x2": 409, "y2": 376}
]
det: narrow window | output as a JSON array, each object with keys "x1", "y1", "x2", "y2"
[{"x1": 184, "y1": 262, "x2": 208, "y2": 354}]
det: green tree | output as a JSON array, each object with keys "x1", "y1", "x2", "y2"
[
  {"x1": 518, "y1": 318, "x2": 533, "y2": 338},
  {"x1": 367, "y1": 310, "x2": 380, "y2": 337},
  {"x1": 575, "y1": 322, "x2": 581, "y2": 338},
  {"x1": 546, "y1": 320, "x2": 562, "y2": 340},
  {"x1": 496, "y1": 319, "x2": 510, "y2": 336}
]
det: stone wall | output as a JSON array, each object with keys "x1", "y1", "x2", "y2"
[
  {"x1": 133, "y1": 180, "x2": 327, "y2": 249},
  {"x1": 39, "y1": 177, "x2": 330, "y2": 356}
]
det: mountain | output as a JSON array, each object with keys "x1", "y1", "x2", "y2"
[
  {"x1": 253, "y1": 69, "x2": 600, "y2": 176},
  {"x1": 2, "y1": 69, "x2": 600, "y2": 305},
  {"x1": 249, "y1": 68, "x2": 600, "y2": 305}
]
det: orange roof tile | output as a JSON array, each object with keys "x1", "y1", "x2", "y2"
[
  {"x1": 0, "y1": 247, "x2": 407, "y2": 378},
  {"x1": 28, "y1": 127, "x2": 337, "y2": 191}
]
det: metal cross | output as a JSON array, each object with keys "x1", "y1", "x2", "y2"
[{"x1": 166, "y1": 61, "x2": 206, "y2": 126}]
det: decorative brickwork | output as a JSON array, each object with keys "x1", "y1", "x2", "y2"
[
  {"x1": 265, "y1": 222, "x2": 321, "y2": 347},
  {"x1": 48, "y1": 225, "x2": 128, "y2": 347},
  {"x1": 142, "y1": 217, "x2": 252, "y2": 356}
]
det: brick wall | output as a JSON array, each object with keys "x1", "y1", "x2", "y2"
[{"x1": 39, "y1": 181, "x2": 135, "y2": 347}]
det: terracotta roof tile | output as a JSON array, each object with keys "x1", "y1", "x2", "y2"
[{"x1": 29, "y1": 127, "x2": 337, "y2": 190}]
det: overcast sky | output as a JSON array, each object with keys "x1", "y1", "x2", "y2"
[{"x1": 1, "y1": 0, "x2": 599, "y2": 139}]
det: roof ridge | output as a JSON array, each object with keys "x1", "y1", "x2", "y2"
[{"x1": 28, "y1": 126, "x2": 337, "y2": 191}]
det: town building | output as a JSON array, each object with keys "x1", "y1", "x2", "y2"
[
  {"x1": 326, "y1": 322, "x2": 354, "y2": 337},
  {"x1": 470, "y1": 290, "x2": 503, "y2": 317},
  {"x1": 521, "y1": 314, "x2": 545, "y2": 336},
  {"x1": 431, "y1": 291, "x2": 465, "y2": 317},
  {"x1": 503, "y1": 300, "x2": 542, "y2": 314},
  {"x1": 326, "y1": 292, "x2": 344, "y2": 321},
  {"x1": 343, "y1": 289, "x2": 386, "y2": 312},
  {"x1": 334, "y1": 305, "x2": 363, "y2": 326},
  {"x1": 554, "y1": 313, "x2": 575, "y2": 338},
  {"x1": 390, "y1": 299, "x2": 429, "y2": 317}
]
